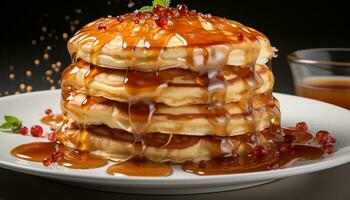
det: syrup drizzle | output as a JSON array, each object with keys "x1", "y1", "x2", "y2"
[
  {"x1": 11, "y1": 142, "x2": 108, "y2": 169},
  {"x1": 107, "y1": 157, "x2": 173, "y2": 176}
]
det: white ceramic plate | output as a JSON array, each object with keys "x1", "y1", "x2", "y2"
[{"x1": 0, "y1": 90, "x2": 349, "y2": 194}]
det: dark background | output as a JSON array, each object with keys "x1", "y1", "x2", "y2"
[{"x1": 0, "y1": 0, "x2": 349, "y2": 96}]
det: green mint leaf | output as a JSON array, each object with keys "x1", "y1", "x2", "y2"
[
  {"x1": 139, "y1": 6, "x2": 153, "y2": 12},
  {"x1": 152, "y1": 0, "x2": 170, "y2": 7},
  {"x1": 4, "y1": 115, "x2": 22, "y2": 127},
  {"x1": 11, "y1": 126, "x2": 21, "y2": 133},
  {"x1": 0, "y1": 115, "x2": 22, "y2": 133},
  {"x1": 0, "y1": 123, "x2": 14, "y2": 130}
]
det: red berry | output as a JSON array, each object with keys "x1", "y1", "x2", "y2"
[
  {"x1": 169, "y1": 8, "x2": 178, "y2": 15},
  {"x1": 199, "y1": 160, "x2": 207, "y2": 168},
  {"x1": 330, "y1": 137, "x2": 336, "y2": 143},
  {"x1": 177, "y1": 4, "x2": 188, "y2": 14},
  {"x1": 97, "y1": 23, "x2": 107, "y2": 31},
  {"x1": 48, "y1": 133, "x2": 56, "y2": 142},
  {"x1": 133, "y1": 17, "x2": 140, "y2": 24},
  {"x1": 51, "y1": 151, "x2": 63, "y2": 162},
  {"x1": 156, "y1": 17, "x2": 168, "y2": 27},
  {"x1": 50, "y1": 126, "x2": 56, "y2": 131},
  {"x1": 237, "y1": 33, "x2": 244, "y2": 42},
  {"x1": 116, "y1": 16, "x2": 124, "y2": 22},
  {"x1": 20, "y1": 126, "x2": 28, "y2": 135},
  {"x1": 296, "y1": 122, "x2": 308, "y2": 131},
  {"x1": 154, "y1": 5, "x2": 165, "y2": 16},
  {"x1": 43, "y1": 157, "x2": 52, "y2": 167},
  {"x1": 316, "y1": 130, "x2": 331, "y2": 145},
  {"x1": 45, "y1": 108, "x2": 52, "y2": 115},
  {"x1": 164, "y1": 9, "x2": 173, "y2": 17},
  {"x1": 30, "y1": 125, "x2": 43, "y2": 137},
  {"x1": 324, "y1": 145, "x2": 335, "y2": 154},
  {"x1": 253, "y1": 145, "x2": 266, "y2": 159}
]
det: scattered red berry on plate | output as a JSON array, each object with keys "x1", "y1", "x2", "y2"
[
  {"x1": 296, "y1": 122, "x2": 308, "y2": 131},
  {"x1": 199, "y1": 160, "x2": 207, "y2": 168},
  {"x1": 20, "y1": 126, "x2": 28, "y2": 135},
  {"x1": 330, "y1": 137, "x2": 336, "y2": 143},
  {"x1": 48, "y1": 133, "x2": 56, "y2": 142},
  {"x1": 45, "y1": 108, "x2": 52, "y2": 115},
  {"x1": 43, "y1": 157, "x2": 52, "y2": 167},
  {"x1": 324, "y1": 145, "x2": 335, "y2": 154},
  {"x1": 30, "y1": 125, "x2": 43, "y2": 137},
  {"x1": 253, "y1": 145, "x2": 266, "y2": 159},
  {"x1": 316, "y1": 130, "x2": 331, "y2": 145},
  {"x1": 50, "y1": 126, "x2": 57, "y2": 131}
]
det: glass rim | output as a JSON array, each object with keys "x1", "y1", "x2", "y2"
[{"x1": 287, "y1": 48, "x2": 350, "y2": 68}]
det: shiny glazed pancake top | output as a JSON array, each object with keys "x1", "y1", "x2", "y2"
[{"x1": 68, "y1": 10, "x2": 276, "y2": 71}]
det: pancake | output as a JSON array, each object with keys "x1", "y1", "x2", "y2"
[
  {"x1": 68, "y1": 12, "x2": 276, "y2": 71},
  {"x1": 56, "y1": 6, "x2": 283, "y2": 166},
  {"x1": 62, "y1": 60, "x2": 274, "y2": 106},
  {"x1": 56, "y1": 122, "x2": 283, "y2": 163},
  {"x1": 61, "y1": 91, "x2": 280, "y2": 136}
]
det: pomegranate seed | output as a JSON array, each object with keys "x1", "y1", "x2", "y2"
[
  {"x1": 20, "y1": 126, "x2": 28, "y2": 135},
  {"x1": 177, "y1": 4, "x2": 188, "y2": 14},
  {"x1": 154, "y1": 5, "x2": 165, "y2": 15},
  {"x1": 170, "y1": 8, "x2": 178, "y2": 15},
  {"x1": 199, "y1": 160, "x2": 207, "y2": 168},
  {"x1": 330, "y1": 137, "x2": 337, "y2": 143},
  {"x1": 97, "y1": 23, "x2": 107, "y2": 31},
  {"x1": 296, "y1": 122, "x2": 308, "y2": 131},
  {"x1": 156, "y1": 17, "x2": 168, "y2": 27},
  {"x1": 316, "y1": 130, "x2": 331, "y2": 145},
  {"x1": 30, "y1": 125, "x2": 43, "y2": 137},
  {"x1": 116, "y1": 16, "x2": 124, "y2": 22},
  {"x1": 48, "y1": 133, "x2": 56, "y2": 142},
  {"x1": 253, "y1": 145, "x2": 266, "y2": 159},
  {"x1": 237, "y1": 34, "x2": 244, "y2": 42},
  {"x1": 324, "y1": 145, "x2": 335, "y2": 154},
  {"x1": 51, "y1": 151, "x2": 63, "y2": 162},
  {"x1": 133, "y1": 18, "x2": 140, "y2": 24},
  {"x1": 50, "y1": 126, "x2": 56, "y2": 131},
  {"x1": 164, "y1": 9, "x2": 173, "y2": 17},
  {"x1": 45, "y1": 108, "x2": 52, "y2": 115},
  {"x1": 43, "y1": 157, "x2": 52, "y2": 167}
]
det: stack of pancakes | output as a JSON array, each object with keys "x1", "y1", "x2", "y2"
[{"x1": 57, "y1": 8, "x2": 280, "y2": 163}]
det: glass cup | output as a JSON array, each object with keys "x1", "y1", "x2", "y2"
[{"x1": 288, "y1": 48, "x2": 350, "y2": 109}]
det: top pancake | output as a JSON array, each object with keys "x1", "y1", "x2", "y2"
[{"x1": 68, "y1": 9, "x2": 276, "y2": 71}]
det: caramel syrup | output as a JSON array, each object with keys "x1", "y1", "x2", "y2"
[
  {"x1": 41, "y1": 114, "x2": 64, "y2": 127},
  {"x1": 10, "y1": 126, "x2": 328, "y2": 176},
  {"x1": 183, "y1": 145, "x2": 323, "y2": 175},
  {"x1": 107, "y1": 157, "x2": 173, "y2": 177},
  {"x1": 11, "y1": 142, "x2": 108, "y2": 169},
  {"x1": 11, "y1": 142, "x2": 56, "y2": 162},
  {"x1": 295, "y1": 77, "x2": 350, "y2": 109}
]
